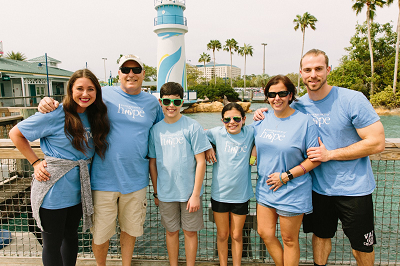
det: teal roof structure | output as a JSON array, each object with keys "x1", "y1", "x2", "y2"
[
  {"x1": 0, "y1": 57, "x2": 73, "y2": 77},
  {"x1": 26, "y1": 55, "x2": 61, "y2": 64}
]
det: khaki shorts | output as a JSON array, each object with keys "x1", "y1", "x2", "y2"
[
  {"x1": 91, "y1": 188, "x2": 147, "y2": 245},
  {"x1": 159, "y1": 197, "x2": 204, "y2": 233}
]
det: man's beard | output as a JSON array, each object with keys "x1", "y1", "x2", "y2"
[{"x1": 305, "y1": 78, "x2": 327, "y2": 92}]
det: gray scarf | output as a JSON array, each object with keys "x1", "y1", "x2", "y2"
[{"x1": 31, "y1": 155, "x2": 93, "y2": 231}]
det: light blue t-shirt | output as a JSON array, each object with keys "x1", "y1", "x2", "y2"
[
  {"x1": 206, "y1": 126, "x2": 254, "y2": 203},
  {"x1": 148, "y1": 115, "x2": 212, "y2": 202},
  {"x1": 292, "y1": 87, "x2": 380, "y2": 196},
  {"x1": 253, "y1": 110, "x2": 319, "y2": 214},
  {"x1": 17, "y1": 105, "x2": 94, "y2": 209},
  {"x1": 90, "y1": 86, "x2": 164, "y2": 194}
]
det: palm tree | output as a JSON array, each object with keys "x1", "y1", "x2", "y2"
[
  {"x1": 207, "y1": 40, "x2": 222, "y2": 86},
  {"x1": 294, "y1": 12, "x2": 318, "y2": 92},
  {"x1": 223, "y1": 38, "x2": 239, "y2": 87},
  {"x1": 238, "y1": 43, "x2": 254, "y2": 92},
  {"x1": 5, "y1": 51, "x2": 27, "y2": 61},
  {"x1": 393, "y1": 0, "x2": 399, "y2": 93},
  {"x1": 352, "y1": 0, "x2": 393, "y2": 95},
  {"x1": 198, "y1": 52, "x2": 211, "y2": 84}
]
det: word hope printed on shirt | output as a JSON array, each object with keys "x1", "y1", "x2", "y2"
[
  {"x1": 160, "y1": 132, "x2": 184, "y2": 147},
  {"x1": 117, "y1": 104, "x2": 145, "y2": 119},
  {"x1": 224, "y1": 141, "x2": 248, "y2": 156},
  {"x1": 258, "y1": 129, "x2": 286, "y2": 142},
  {"x1": 308, "y1": 112, "x2": 331, "y2": 128}
]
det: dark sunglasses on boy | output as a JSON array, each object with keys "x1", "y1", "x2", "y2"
[
  {"x1": 222, "y1": 116, "x2": 242, "y2": 124},
  {"x1": 161, "y1": 98, "x2": 183, "y2": 107},
  {"x1": 267, "y1": 91, "x2": 290, "y2": 98},
  {"x1": 119, "y1": 66, "x2": 142, "y2": 74}
]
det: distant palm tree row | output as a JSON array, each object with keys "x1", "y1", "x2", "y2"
[
  {"x1": 199, "y1": 39, "x2": 254, "y2": 89},
  {"x1": 197, "y1": 1, "x2": 399, "y2": 95}
]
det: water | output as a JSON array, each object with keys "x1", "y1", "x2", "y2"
[{"x1": 185, "y1": 102, "x2": 400, "y2": 138}]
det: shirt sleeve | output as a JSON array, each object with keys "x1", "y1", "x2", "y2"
[
  {"x1": 348, "y1": 92, "x2": 380, "y2": 129},
  {"x1": 16, "y1": 111, "x2": 56, "y2": 142},
  {"x1": 205, "y1": 128, "x2": 216, "y2": 145},
  {"x1": 148, "y1": 128, "x2": 156, "y2": 158},
  {"x1": 190, "y1": 122, "x2": 212, "y2": 155}
]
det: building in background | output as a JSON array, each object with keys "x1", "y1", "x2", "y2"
[
  {"x1": 196, "y1": 62, "x2": 241, "y2": 82},
  {"x1": 0, "y1": 56, "x2": 73, "y2": 107}
]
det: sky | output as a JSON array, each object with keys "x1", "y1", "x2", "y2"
[{"x1": 0, "y1": 0, "x2": 397, "y2": 81}]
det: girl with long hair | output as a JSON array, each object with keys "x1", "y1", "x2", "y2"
[{"x1": 9, "y1": 69, "x2": 109, "y2": 266}]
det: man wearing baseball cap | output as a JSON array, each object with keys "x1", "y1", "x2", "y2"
[{"x1": 38, "y1": 55, "x2": 164, "y2": 266}]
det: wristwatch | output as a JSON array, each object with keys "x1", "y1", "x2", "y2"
[
  {"x1": 286, "y1": 170, "x2": 294, "y2": 181},
  {"x1": 153, "y1": 193, "x2": 158, "y2": 199}
]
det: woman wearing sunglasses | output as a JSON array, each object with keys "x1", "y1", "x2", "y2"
[
  {"x1": 205, "y1": 102, "x2": 254, "y2": 266},
  {"x1": 252, "y1": 75, "x2": 320, "y2": 266}
]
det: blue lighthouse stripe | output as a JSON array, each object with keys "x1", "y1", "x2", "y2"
[
  {"x1": 158, "y1": 32, "x2": 182, "y2": 40},
  {"x1": 157, "y1": 47, "x2": 182, "y2": 88}
]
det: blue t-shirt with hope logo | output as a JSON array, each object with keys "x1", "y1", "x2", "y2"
[
  {"x1": 17, "y1": 105, "x2": 94, "y2": 209},
  {"x1": 90, "y1": 86, "x2": 164, "y2": 194},
  {"x1": 148, "y1": 115, "x2": 211, "y2": 202},
  {"x1": 292, "y1": 86, "x2": 380, "y2": 196},
  {"x1": 253, "y1": 110, "x2": 319, "y2": 214},
  {"x1": 206, "y1": 126, "x2": 254, "y2": 203}
]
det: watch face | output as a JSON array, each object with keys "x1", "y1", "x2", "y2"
[{"x1": 286, "y1": 171, "x2": 294, "y2": 180}]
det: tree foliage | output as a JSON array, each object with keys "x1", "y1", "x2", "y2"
[
  {"x1": 190, "y1": 84, "x2": 239, "y2": 102},
  {"x1": 5, "y1": 51, "x2": 27, "y2": 61},
  {"x1": 207, "y1": 40, "x2": 222, "y2": 85},
  {"x1": 370, "y1": 85, "x2": 400, "y2": 108},
  {"x1": 329, "y1": 21, "x2": 398, "y2": 98}
]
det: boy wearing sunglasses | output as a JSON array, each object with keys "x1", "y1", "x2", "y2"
[{"x1": 148, "y1": 82, "x2": 211, "y2": 266}]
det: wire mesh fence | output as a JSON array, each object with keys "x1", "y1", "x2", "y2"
[{"x1": 0, "y1": 156, "x2": 399, "y2": 265}]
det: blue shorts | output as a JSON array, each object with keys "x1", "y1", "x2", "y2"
[{"x1": 257, "y1": 201, "x2": 304, "y2": 217}]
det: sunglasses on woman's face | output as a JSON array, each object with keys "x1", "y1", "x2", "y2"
[
  {"x1": 267, "y1": 91, "x2": 290, "y2": 98},
  {"x1": 161, "y1": 98, "x2": 183, "y2": 107},
  {"x1": 119, "y1": 66, "x2": 142, "y2": 74},
  {"x1": 222, "y1": 116, "x2": 242, "y2": 124}
]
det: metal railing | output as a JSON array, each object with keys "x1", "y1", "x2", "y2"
[
  {"x1": 0, "y1": 139, "x2": 399, "y2": 265},
  {"x1": 154, "y1": 0, "x2": 186, "y2": 6},
  {"x1": 0, "y1": 96, "x2": 64, "y2": 108}
]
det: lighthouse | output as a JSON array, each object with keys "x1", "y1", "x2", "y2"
[{"x1": 154, "y1": 0, "x2": 188, "y2": 93}]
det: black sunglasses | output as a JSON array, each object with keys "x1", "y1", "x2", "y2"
[
  {"x1": 222, "y1": 116, "x2": 242, "y2": 124},
  {"x1": 120, "y1": 66, "x2": 142, "y2": 74},
  {"x1": 267, "y1": 91, "x2": 290, "y2": 98},
  {"x1": 161, "y1": 98, "x2": 183, "y2": 107}
]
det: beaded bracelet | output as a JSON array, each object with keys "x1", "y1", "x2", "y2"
[{"x1": 279, "y1": 173, "x2": 286, "y2": 185}]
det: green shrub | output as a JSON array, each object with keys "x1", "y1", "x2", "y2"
[
  {"x1": 370, "y1": 86, "x2": 400, "y2": 109},
  {"x1": 190, "y1": 85, "x2": 239, "y2": 101}
]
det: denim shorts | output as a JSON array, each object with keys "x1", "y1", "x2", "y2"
[{"x1": 257, "y1": 201, "x2": 304, "y2": 217}]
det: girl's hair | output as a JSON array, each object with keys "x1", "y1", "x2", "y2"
[
  {"x1": 63, "y1": 69, "x2": 110, "y2": 159},
  {"x1": 221, "y1": 102, "x2": 246, "y2": 118},
  {"x1": 264, "y1": 75, "x2": 297, "y2": 104}
]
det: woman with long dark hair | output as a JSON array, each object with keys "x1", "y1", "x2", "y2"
[{"x1": 9, "y1": 69, "x2": 109, "y2": 266}]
